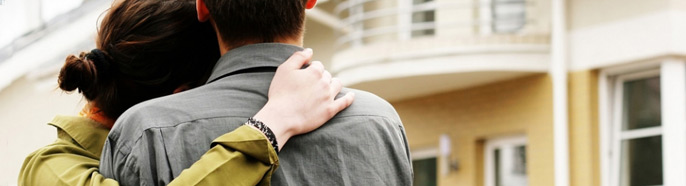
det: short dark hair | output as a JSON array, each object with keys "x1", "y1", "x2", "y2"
[
  {"x1": 204, "y1": 0, "x2": 307, "y2": 46},
  {"x1": 58, "y1": 0, "x2": 220, "y2": 120}
]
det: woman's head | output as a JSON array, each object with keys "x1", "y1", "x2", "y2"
[{"x1": 58, "y1": 0, "x2": 220, "y2": 120}]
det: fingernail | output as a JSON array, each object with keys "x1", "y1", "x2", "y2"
[{"x1": 303, "y1": 48, "x2": 313, "y2": 55}]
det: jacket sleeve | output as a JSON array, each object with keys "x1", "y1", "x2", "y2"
[
  {"x1": 18, "y1": 136, "x2": 120, "y2": 186},
  {"x1": 168, "y1": 125, "x2": 279, "y2": 186}
]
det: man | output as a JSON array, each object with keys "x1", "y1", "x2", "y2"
[{"x1": 100, "y1": 0, "x2": 413, "y2": 185}]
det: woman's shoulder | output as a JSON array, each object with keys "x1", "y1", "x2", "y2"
[{"x1": 18, "y1": 132, "x2": 101, "y2": 186}]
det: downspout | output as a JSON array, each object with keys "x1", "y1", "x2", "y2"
[{"x1": 551, "y1": 0, "x2": 569, "y2": 185}]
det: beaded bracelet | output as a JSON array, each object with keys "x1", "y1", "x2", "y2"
[{"x1": 245, "y1": 117, "x2": 279, "y2": 154}]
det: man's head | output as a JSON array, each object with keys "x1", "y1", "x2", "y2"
[{"x1": 197, "y1": 0, "x2": 317, "y2": 51}]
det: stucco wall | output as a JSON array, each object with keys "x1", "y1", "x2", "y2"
[
  {"x1": 568, "y1": 70, "x2": 600, "y2": 186},
  {"x1": 392, "y1": 74, "x2": 554, "y2": 186},
  {"x1": 569, "y1": 0, "x2": 670, "y2": 30}
]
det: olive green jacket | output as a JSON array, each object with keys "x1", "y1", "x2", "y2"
[{"x1": 19, "y1": 116, "x2": 278, "y2": 186}]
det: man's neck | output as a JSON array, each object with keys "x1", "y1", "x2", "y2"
[{"x1": 219, "y1": 38, "x2": 303, "y2": 55}]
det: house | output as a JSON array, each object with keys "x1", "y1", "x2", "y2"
[
  {"x1": 1, "y1": 0, "x2": 684, "y2": 186},
  {"x1": 305, "y1": 0, "x2": 686, "y2": 186}
]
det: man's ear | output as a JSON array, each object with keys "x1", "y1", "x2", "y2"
[
  {"x1": 173, "y1": 83, "x2": 193, "y2": 94},
  {"x1": 305, "y1": 0, "x2": 317, "y2": 9},
  {"x1": 197, "y1": 0, "x2": 211, "y2": 22}
]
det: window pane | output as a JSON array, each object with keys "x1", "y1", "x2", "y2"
[
  {"x1": 620, "y1": 136, "x2": 663, "y2": 186},
  {"x1": 413, "y1": 158, "x2": 437, "y2": 186},
  {"x1": 411, "y1": 0, "x2": 435, "y2": 37},
  {"x1": 513, "y1": 145, "x2": 526, "y2": 175},
  {"x1": 622, "y1": 77, "x2": 661, "y2": 130},
  {"x1": 491, "y1": 0, "x2": 526, "y2": 33},
  {"x1": 493, "y1": 146, "x2": 528, "y2": 186}
]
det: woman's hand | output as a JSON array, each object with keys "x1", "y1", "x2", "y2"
[{"x1": 253, "y1": 48, "x2": 355, "y2": 150}]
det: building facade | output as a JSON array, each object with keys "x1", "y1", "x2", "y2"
[
  {"x1": 306, "y1": 0, "x2": 686, "y2": 186},
  {"x1": 1, "y1": 0, "x2": 685, "y2": 186}
]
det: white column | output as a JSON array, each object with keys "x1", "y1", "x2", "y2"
[
  {"x1": 661, "y1": 60, "x2": 686, "y2": 186},
  {"x1": 550, "y1": 0, "x2": 569, "y2": 185}
]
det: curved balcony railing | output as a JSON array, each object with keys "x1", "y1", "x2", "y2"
[{"x1": 333, "y1": 0, "x2": 548, "y2": 48}]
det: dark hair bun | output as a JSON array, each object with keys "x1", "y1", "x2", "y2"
[{"x1": 58, "y1": 52, "x2": 98, "y2": 94}]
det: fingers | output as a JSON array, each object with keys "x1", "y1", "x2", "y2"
[
  {"x1": 329, "y1": 78, "x2": 343, "y2": 99},
  {"x1": 322, "y1": 70, "x2": 332, "y2": 84},
  {"x1": 281, "y1": 48, "x2": 313, "y2": 70},
  {"x1": 307, "y1": 61, "x2": 325, "y2": 75},
  {"x1": 329, "y1": 92, "x2": 355, "y2": 116}
]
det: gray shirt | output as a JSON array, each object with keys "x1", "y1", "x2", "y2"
[{"x1": 99, "y1": 43, "x2": 413, "y2": 186}]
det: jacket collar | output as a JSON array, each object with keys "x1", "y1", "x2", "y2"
[
  {"x1": 207, "y1": 43, "x2": 304, "y2": 83},
  {"x1": 49, "y1": 115, "x2": 110, "y2": 158}
]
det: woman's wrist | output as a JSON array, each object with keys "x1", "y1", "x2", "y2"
[
  {"x1": 252, "y1": 104, "x2": 296, "y2": 151},
  {"x1": 244, "y1": 117, "x2": 280, "y2": 153}
]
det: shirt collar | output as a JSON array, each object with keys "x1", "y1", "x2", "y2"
[
  {"x1": 207, "y1": 43, "x2": 304, "y2": 83},
  {"x1": 49, "y1": 115, "x2": 110, "y2": 157}
]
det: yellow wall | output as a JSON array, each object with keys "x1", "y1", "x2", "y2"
[
  {"x1": 568, "y1": 70, "x2": 600, "y2": 186},
  {"x1": 392, "y1": 74, "x2": 554, "y2": 186}
]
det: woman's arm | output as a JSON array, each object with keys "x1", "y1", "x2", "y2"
[{"x1": 19, "y1": 49, "x2": 353, "y2": 186}]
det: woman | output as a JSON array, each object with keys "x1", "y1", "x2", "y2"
[{"x1": 18, "y1": 0, "x2": 352, "y2": 185}]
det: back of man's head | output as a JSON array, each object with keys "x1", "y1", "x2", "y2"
[{"x1": 203, "y1": 0, "x2": 308, "y2": 47}]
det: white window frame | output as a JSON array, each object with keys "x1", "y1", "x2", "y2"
[
  {"x1": 412, "y1": 147, "x2": 439, "y2": 161},
  {"x1": 599, "y1": 59, "x2": 686, "y2": 186},
  {"x1": 610, "y1": 69, "x2": 662, "y2": 186},
  {"x1": 484, "y1": 135, "x2": 528, "y2": 186}
]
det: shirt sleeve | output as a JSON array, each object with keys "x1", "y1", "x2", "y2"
[
  {"x1": 18, "y1": 134, "x2": 120, "y2": 186},
  {"x1": 168, "y1": 125, "x2": 279, "y2": 186}
]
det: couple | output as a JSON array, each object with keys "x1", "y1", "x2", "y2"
[{"x1": 20, "y1": 0, "x2": 412, "y2": 185}]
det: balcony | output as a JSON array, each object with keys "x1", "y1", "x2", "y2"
[{"x1": 330, "y1": 0, "x2": 551, "y2": 101}]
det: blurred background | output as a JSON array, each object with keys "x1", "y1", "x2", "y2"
[{"x1": 1, "y1": 0, "x2": 685, "y2": 186}]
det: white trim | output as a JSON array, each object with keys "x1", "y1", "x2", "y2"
[
  {"x1": 613, "y1": 69, "x2": 661, "y2": 82},
  {"x1": 600, "y1": 60, "x2": 662, "y2": 76},
  {"x1": 609, "y1": 70, "x2": 623, "y2": 186},
  {"x1": 619, "y1": 127, "x2": 662, "y2": 140},
  {"x1": 660, "y1": 60, "x2": 686, "y2": 186},
  {"x1": 412, "y1": 148, "x2": 439, "y2": 160},
  {"x1": 599, "y1": 70, "x2": 611, "y2": 186},
  {"x1": 569, "y1": 11, "x2": 686, "y2": 71}
]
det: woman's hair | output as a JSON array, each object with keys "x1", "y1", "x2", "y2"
[{"x1": 58, "y1": 0, "x2": 220, "y2": 120}]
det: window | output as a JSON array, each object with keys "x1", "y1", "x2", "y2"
[
  {"x1": 413, "y1": 157, "x2": 437, "y2": 186},
  {"x1": 601, "y1": 61, "x2": 686, "y2": 186},
  {"x1": 348, "y1": 0, "x2": 364, "y2": 46},
  {"x1": 412, "y1": 148, "x2": 437, "y2": 186},
  {"x1": 411, "y1": 0, "x2": 435, "y2": 37},
  {"x1": 611, "y1": 70, "x2": 663, "y2": 186},
  {"x1": 479, "y1": 0, "x2": 526, "y2": 34},
  {"x1": 491, "y1": 0, "x2": 526, "y2": 33},
  {"x1": 485, "y1": 135, "x2": 528, "y2": 186}
]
